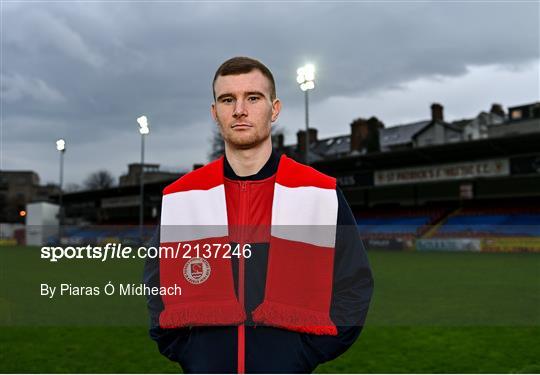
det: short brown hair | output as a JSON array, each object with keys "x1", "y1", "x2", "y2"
[{"x1": 212, "y1": 56, "x2": 276, "y2": 101}]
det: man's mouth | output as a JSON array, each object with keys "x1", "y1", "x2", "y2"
[{"x1": 232, "y1": 123, "x2": 252, "y2": 128}]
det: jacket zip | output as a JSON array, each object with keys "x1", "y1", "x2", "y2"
[{"x1": 237, "y1": 181, "x2": 248, "y2": 374}]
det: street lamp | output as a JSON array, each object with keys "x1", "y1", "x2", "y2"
[
  {"x1": 56, "y1": 138, "x2": 66, "y2": 242},
  {"x1": 137, "y1": 115, "x2": 149, "y2": 243},
  {"x1": 297, "y1": 64, "x2": 315, "y2": 164}
]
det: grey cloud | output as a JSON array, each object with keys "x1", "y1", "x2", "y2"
[
  {"x1": 2, "y1": 2, "x2": 538, "y2": 184},
  {"x1": 2, "y1": 73, "x2": 66, "y2": 103},
  {"x1": 8, "y1": 7, "x2": 106, "y2": 68}
]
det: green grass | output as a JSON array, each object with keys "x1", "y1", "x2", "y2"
[
  {"x1": 1, "y1": 246, "x2": 539, "y2": 373},
  {"x1": 0, "y1": 327, "x2": 180, "y2": 373},
  {"x1": 317, "y1": 326, "x2": 540, "y2": 373}
]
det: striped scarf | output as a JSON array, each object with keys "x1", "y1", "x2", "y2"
[{"x1": 159, "y1": 154, "x2": 338, "y2": 335}]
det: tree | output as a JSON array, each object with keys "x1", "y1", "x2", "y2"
[
  {"x1": 84, "y1": 170, "x2": 115, "y2": 190},
  {"x1": 208, "y1": 127, "x2": 225, "y2": 161}
]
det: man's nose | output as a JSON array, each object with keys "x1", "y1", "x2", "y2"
[{"x1": 233, "y1": 100, "x2": 248, "y2": 118}]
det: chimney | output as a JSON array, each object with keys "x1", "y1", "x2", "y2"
[
  {"x1": 297, "y1": 130, "x2": 306, "y2": 156},
  {"x1": 431, "y1": 103, "x2": 444, "y2": 122},
  {"x1": 274, "y1": 133, "x2": 284, "y2": 149},
  {"x1": 366, "y1": 117, "x2": 384, "y2": 153},
  {"x1": 490, "y1": 103, "x2": 505, "y2": 117},
  {"x1": 308, "y1": 128, "x2": 318, "y2": 143},
  {"x1": 350, "y1": 118, "x2": 369, "y2": 153},
  {"x1": 296, "y1": 128, "x2": 318, "y2": 155},
  {"x1": 350, "y1": 117, "x2": 384, "y2": 153}
]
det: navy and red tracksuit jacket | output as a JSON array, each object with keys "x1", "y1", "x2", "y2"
[{"x1": 143, "y1": 149, "x2": 374, "y2": 373}]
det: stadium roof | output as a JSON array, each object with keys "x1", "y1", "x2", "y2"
[
  {"x1": 311, "y1": 135, "x2": 351, "y2": 157},
  {"x1": 412, "y1": 120, "x2": 463, "y2": 139},
  {"x1": 380, "y1": 120, "x2": 430, "y2": 150},
  {"x1": 314, "y1": 131, "x2": 540, "y2": 172},
  {"x1": 280, "y1": 134, "x2": 353, "y2": 163}
]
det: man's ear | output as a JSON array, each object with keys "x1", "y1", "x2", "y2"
[
  {"x1": 271, "y1": 98, "x2": 281, "y2": 123},
  {"x1": 210, "y1": 102, "x2": 217, "y2": 122}
]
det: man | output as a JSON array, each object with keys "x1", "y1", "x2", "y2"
[{"x1": 144, "y1": 56, "x2": 373, "y2": 373}]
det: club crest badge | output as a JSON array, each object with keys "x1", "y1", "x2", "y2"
[{"x1": 183, "y1": 258, "x2": 211, "y2": 285}]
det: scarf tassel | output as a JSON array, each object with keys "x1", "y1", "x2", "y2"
[
  {"x1": 160, "y1": 301, "x2": 246, "y2": 328},
  {"x1": 252, "y1": 300, "x2": 338, "y2": 336}
]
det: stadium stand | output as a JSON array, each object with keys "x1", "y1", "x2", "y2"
[
  {"x1": 355, "y1": 206, "x2": 451, "y2": 239},
  {"x1": 434, "y1": 201, "x2": 540, "y2": 237},
  {"x1": 356, "y1": 198, "x2": 540, "y2": 241}
]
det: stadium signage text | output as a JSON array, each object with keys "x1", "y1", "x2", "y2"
[
  {"x1": 375, "y1": 158, "x2": 509, "y2": 186},
  {"x1": 416, "y1": 238, "x2": 481, "y2": 252}
]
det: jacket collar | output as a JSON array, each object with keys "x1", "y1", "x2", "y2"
[{"x1": 224, "y1": 149, "x2": 280, "y2": 181}]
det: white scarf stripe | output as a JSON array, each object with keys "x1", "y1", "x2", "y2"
[
  {"x1": 271, "y1": 184, "x2": 338, "y2": 248},
  {"x1": 160, "y1": 184, "x2": 228, "y2": 242}
]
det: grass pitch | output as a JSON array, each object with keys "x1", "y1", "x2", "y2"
[{"x1": 1, "y1": 246, "x2": 538, "y2": 373}]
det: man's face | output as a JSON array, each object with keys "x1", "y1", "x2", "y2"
[{"x1": 211, "y1": 70, "x2": 281, "y2": 150}]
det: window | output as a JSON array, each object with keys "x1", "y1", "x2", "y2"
[{"x1": 511, "y1": 109, "x2": 522, "y2": 120}]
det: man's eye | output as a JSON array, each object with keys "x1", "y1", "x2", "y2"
[
  {"x1": 248, "y1": 96, "x2": 260, "y2": 102},
  {"x1": 222, "y1": 98, "x2": 233, "y2": 104}
]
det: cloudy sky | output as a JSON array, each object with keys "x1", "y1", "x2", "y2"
[{"x1": 2, "y1": 1, "x2": 539, "y2": 186}]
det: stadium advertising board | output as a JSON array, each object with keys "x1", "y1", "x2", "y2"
[
  {"x1": 482, "y1": 237, "x2": 540, "y2": 253},
  {"x1": 363, "y1": 238, "x2": 413, "y2": 250},
  {"x1": 374, "y1": 158, "x2": 510, "y2": 186},
  {"x1": 416, "y1": 238, "x2": 482, "y2": 252}
]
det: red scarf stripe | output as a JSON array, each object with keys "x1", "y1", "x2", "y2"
[
  {"x1": 163, "y1": 157, "x2": 224, "y2": 195},
  {"x1": 275, "y1": 155, "x2": 336, "y2": 189}
]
